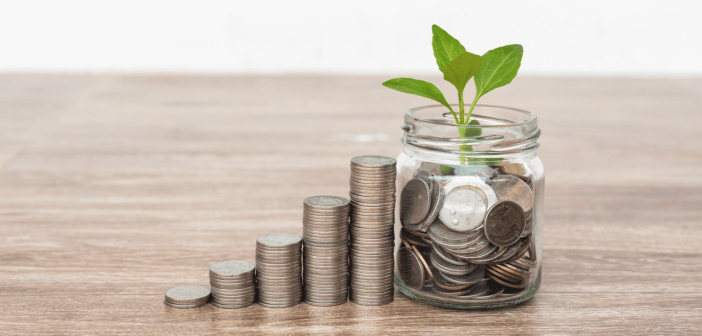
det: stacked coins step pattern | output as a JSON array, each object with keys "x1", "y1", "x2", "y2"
[
  {"x1": 256, "y1": 233, "x2": 303, "y2": 308},
  {"x1": 348, "y1": 155, "x2": 397, "y2": 306},
  {"x1": 209, "y1": 260, "x2": 256, "y2": 309},
  {"x1": 164, "y1": 285, "x2": 211, "y2": 309},
  {"x1": 302, "y1": 195, "x2": 350, "y2": 306}
]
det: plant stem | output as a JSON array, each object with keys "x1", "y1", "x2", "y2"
[
  {"x1": 465, "y1": 94, "x2": 480, "y2": 123},
  {"x1": 447, "y1": 106, "x2": 459, "y2": 124},
  {"x1": 458, "y1": 91, "x2": 465, "y2": 124}
]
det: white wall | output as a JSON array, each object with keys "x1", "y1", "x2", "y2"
[{"x1": 1, "y1": 0, "x2": 700, "y2": 75}]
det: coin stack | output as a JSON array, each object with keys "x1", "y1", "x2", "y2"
[
  {"x1": 302, "y1": 195, "x2": 350, "y2": 307},
  {"x1": 256, "y1": 233, "x2": 303, "y2": 308},
  {"x1": 348, "y1": 155, "x2": 397, "y2": 306},
  {"x1": 164, "y1": 285, "x2": 210, "y2": 309},
  {"x1": 209, "y1": 260, "x2": 256, "y2": 309}
]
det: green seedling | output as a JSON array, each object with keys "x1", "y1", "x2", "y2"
[{"x1": 383, "y1": 24, "x2": 523, "y2": 125}]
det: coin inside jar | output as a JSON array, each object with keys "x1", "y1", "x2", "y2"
[
  {"x1": 489, "y1": 174, "x2": 534, "y2": 213},
  {"x1": 397, "y1": 247, "x2": 425, "y2": 290},
  {"x1": 438, "y1": 185, "x2": 491, "y2": 232},
  {"x1": 483, "y1": 201, "x2": 526, "y2": 247},
  {"x1": 400, "y1": 178, "x2": 431, "y2": 226}
]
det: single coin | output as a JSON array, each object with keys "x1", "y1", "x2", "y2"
[
  {"x1": 433, "y1": 272, "x2": 472, "y2": 291},
  {"x1": 164, "y1": 285, "x2": 211, "y2": 305},
  {"x1": 414, "y1": 177, "x2": 445, "y2": 232},
  {"x1": 351, "y1": 155, "x2": 397, "y2": 169},
  {"x1": 440, "y1": 265, "x2": 486, "y2": 286},
  {"x1": 257, "y1": 233, "x2": 303, "y2": 248},
  {"x1": 433, "y1": 244, "x2": 470, "y2": 266},
  {"x1": 430, "y1": 250, "x2": 477, "y2": 276},
  {"x1": 304, "y1": 195, "x2": 350, "y2": 209},
  {"x1": 439, "y1": 186, "x2": 489, "y2": 232},
  {"x1": 484, "y1": 201, "x2": 526, "y2": 247},
  {"x1": 164, "y1": 299, "x2": 208, "y2": 309},
  {"x1": 397, "y1": 247, "x2": 425, "y2": 290},
  {"x1": 209, "y1": 260, "x2": 255, "y2": 278},
  {"x1": 400, "y1": 178, "x2": 431, "y2": 226},
  {"x1": 489, "y1": 174, "x2": 534, "y2": 213}
]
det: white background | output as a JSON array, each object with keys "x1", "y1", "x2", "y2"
[{"x1": 1, "y1": 0, "x2": 701, "y2": 75}]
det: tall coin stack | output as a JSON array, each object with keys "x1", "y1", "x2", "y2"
[
  {"x1": 209, "y1": 260, "x2": 256, "y2": 309},
  {"x1": 256, "y1": 233, "x2": 303, "y2": 308},
  {"x1": 302, "y1": 195, "x2": 350, "y2": 307},
  {"x1": 348, "y1": 155, "x2": 397, "y2": 306}
]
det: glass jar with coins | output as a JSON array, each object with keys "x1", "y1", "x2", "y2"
[{"x1": 395, "y1": 104, "x2": 544, "y2": 309}]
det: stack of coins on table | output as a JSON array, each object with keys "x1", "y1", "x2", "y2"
[
  {"x1": 164, "y1": 285, "x2": 210, "y2": 309},
  {"x1": 209, "y1": 260, "x2": 256, "y2": 309},
  {"x1": 301, "y1": 195, "x2": 350, "y2": 306},
  {"x1": 256, "y1": 233, "x2": 303, "y2": 308},
  {"x1": 348, "y1": 155, "x2": 397, "y2": 306}
]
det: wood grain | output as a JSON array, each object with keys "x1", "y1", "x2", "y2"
[{"x1": 1, "y1": 74, "x2": 701, "y2": 335}]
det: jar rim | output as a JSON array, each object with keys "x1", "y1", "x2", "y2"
[{"x1": 405, "y1": 104, "x2": 538, "y2": 128}]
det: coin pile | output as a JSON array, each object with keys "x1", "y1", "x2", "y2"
[
  {"x1": 398, "y1": 168, "x2": 537, "y2": 301},
  {"x1": 209, "y1": 260, "x2": 256, "y2": 309},
  {"x1": 302, "y1": 195, "x2": 350, "y2": 307},
  {"x1": 164, "y1": 285, "x2": 210, "y2": 309},
  {"x1": 256, "y1": 233, "x2": 303, "y2": 308},
  {"x1": 348, "y1": 155, "x2": 397, "y2": 306}
]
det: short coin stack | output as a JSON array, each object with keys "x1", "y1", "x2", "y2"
[
  {"x1": 164, "y1": 285, "x2": 210, "y2": 309},
  {"x1": 209, "y1": 260, "x2": 256, "y2": 309},
  {"x1": 256, "y1": 233, "x2": 303, "y2": 308},
  {"x1": 348, "y1": 155, "x2": 397, "y2": 306},
  {"x1": 302, "y1": 195, "x2": 350, "y2": 306}
]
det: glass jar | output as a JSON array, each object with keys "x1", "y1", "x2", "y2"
[{"x1": 394, "y1": 104, "x2": 543, "y2": 309}]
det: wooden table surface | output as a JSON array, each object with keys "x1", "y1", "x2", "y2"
[{"x1": 1, "y1": 74, "x2": 701, "y2": 335}]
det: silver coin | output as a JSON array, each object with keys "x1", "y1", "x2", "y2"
[
  {"x1": 484, "y1": 201, "x2": 526, "y2": 247},
  {"x1": 257, "y1": 233, "x2": 303, "y2": 248},
  {"x1": 351, "y1": 155, "x2": 397, "y2": 168},
  {"x1": 164, "y1": 299, "x2": 208, "y2": 309},
  {"x1": 439, "y1": 184, "x2": 494, "y2": 232},
  {"x1": 430, "y1": 250, "x2": 477, "y2": 275},
  {"x1": 304, "y1": 195, "x2": 350, "y2": 209},
  {"x1": 489, "y1": 174, "x2": 534, "y2": 213},
  {"x1": 209, "y1": 260, "x2": 255, "y2": 278},
  {"x1": 397, "y1": 247, "x2": 425, "y2": 290},
  {"x1": 439, "y1": 265, "x2": 485, "y2": 286},
  {"x1": 433, "y1": 244, "x2": 470, "y2": 266},
  {"x1": 164, "y1": 285, "x2": 211, "y2": 305},
  {"x1": 400, "y1": 178, "x2": 431, "y2": 226},
  {"x1": 414, "y1": 177, "x2": 445, "y2": 232}
]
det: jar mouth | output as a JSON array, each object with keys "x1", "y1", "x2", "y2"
[
  {"x1": 405, "y1": 104, "x2": 538, "y2": 128},
  {"x1": 401, "y1": 104, "x2": 540, "y2": 160}
]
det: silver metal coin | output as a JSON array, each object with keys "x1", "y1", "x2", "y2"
[
  {"x1": 439, "y1": 184, "x2": 493, "y2": 232},
  {"x1": 350, "y1": 155, "x2": 397, "y2": 169},
  {"x1": 439, "y1": 265, "x2": 486, "y2": 286},
  {"x1": 257, "y1": 233, "x2": 303, "y2": 248},
  {"x1": 397, "y1": 247, "x2": 425, "y2": 290},
  {"x1": 164, "y1": 285, "x2": 211, "y2": 305},
  {"x1": 209, "y1": 260, "x2": 255, "y2": 278},
  {"x1": 164, "y1": 299, "x2": 208, "y2": 309},
  {"x1": 400, "y1": 178, "x2": 431, "y2": 226},
  {"x1": 484, "y1": 201, "x2": 526, "y2": 247}
]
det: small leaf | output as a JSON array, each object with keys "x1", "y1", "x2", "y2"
[
  {"x1": 474, "y1": 44, "x2": 523, "y2": 99},
  {"x1": 382, "y1": 77, "x2": 454, "y2": 114},
  {"x1": 432, "y1": 25, "x2": 467, "y2": 73},
  {"x1": 444, "y1": 52, "x2": 481, "y2": 95},
  {"x1": 458, "y1": 119, "x2": 482, "y2": 138}
]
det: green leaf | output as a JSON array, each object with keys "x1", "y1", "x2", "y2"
[
  {"x1": 458, "y1": 119, "x2": 482, "y2": 138},
  {"x1": 432, "y1": 25, "x2": 467, "y2": 73},
  {"x1": 473, "y1": 44, "x2": 523, "y2": 100},
  {"x1": 382, "y1": 77, "x2": 455, "y2": 118},
  {"x1": 443, "y1": 52, "x2": 481, "y2": 96}
]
